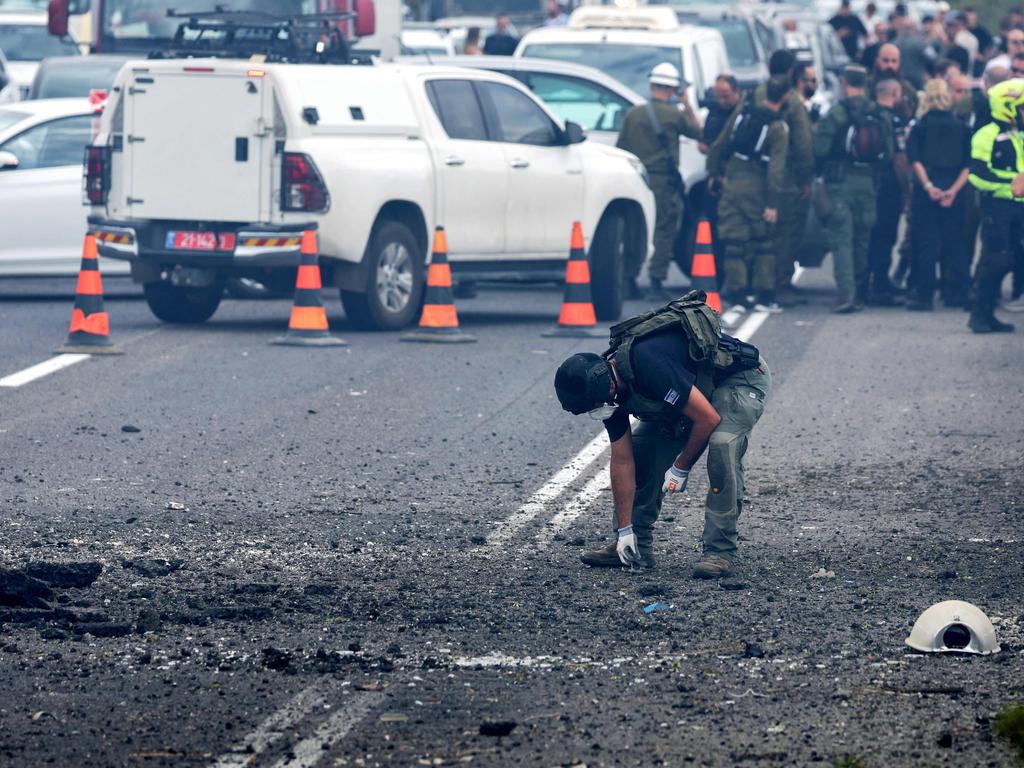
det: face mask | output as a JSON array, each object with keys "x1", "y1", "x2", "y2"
[
  {"x1": 803, "y1": 86, "x2": 817, "y2": 99},
  {"x1": 588, "y1": 404, "x2": 618, "y2": 421}
]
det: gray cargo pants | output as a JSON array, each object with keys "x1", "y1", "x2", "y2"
[{"x1": 613, "y1": 359, "x2": 771, "y2": 559}]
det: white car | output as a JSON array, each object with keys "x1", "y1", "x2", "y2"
[
  {"x1": 400, "y1": 27, "x2": 456, "y2": 57},
  {"x1": 0, "y1": 10, "x2": 80, "y2": 98},
  {"x1": 516, "y1": 6, "x2": 728, "y2": 194},
  {"x1": 0, "y1": 98, "x2": 128, "y2": 276},
  {"x1": 87, "y1": 61, "x2": 654, "y2": 329}
]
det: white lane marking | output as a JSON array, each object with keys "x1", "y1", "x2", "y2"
[
  {"x1": 532, "y1": 309, "x2": 771, "y2": 543},
  {"x1": 733, "y1": 310, "x2": 769, "y2": 343},
  {"x1": 482, "y1": 430, "x2": 610, "y2": 548},
  {"x1": 541, "y1": 466, "x2": 610, "y2": 541},
  {"x1": 0, "y1": 354, "x2": 89, "y2": 388},
  {"x1": 212, "y1": 687, "x2": 326, "y2": 768},
  {"x1": 269, "y1": 692, "x2": 383, "y2": 768},
  {"x1": 720, "y1": 306, "x2": 744, "y2": 328}
]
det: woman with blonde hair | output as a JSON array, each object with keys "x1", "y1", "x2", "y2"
[{"x1": 904, "y1": 77, "x2": 972, "y2": 309}]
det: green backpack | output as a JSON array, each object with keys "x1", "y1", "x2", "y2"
[{"x1": 604, "y1": 290, "x2": 734, "y2": 421}]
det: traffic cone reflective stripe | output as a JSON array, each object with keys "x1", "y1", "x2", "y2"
[
  {"x1": 56, "y1": 233, "x2": 122, "y2": 355},
  {"x1": 270, "y1": 229, "x2": 347, "y2": 347},
  {"x1": 542, "y1": 221, "x2": 603, "y2": 338},
  {"x1": 402, "y1": 226, "x2": 476, "y2": 343},
  {"x1": 691, "y1": 218, "x2": 722, "y2": 314}
]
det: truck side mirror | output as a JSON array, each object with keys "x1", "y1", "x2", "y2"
[
  {"x1": 354, "y1": 0, "x2": 376, "y2": 38},
  {"x1": 48, "y1": 0, "x2": 69, "y2": 38},
  {"x1": 0, "y1": 151, "x2": 20, "y2": 170},
  {"x1": 563, "y1": 121, "x2": 586, "y2": 145}
]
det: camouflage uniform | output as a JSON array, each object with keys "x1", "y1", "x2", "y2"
[
  {"x1": 617, "y1": 100, "x2": 702, "y2": 282},
  {"x1": 707, "y1": 105, "x2": 789, "y2": 299},
  {"x1": 755, "y1": 85, "x2": 814, "y2": 293}
]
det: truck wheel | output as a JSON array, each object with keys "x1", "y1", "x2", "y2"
[
  {"x1": 341, "y1": 221, "x2": 424, "y2": 331},
  {"x1": 143, "y1": 280, "x2": 224, "y2": 324},
  {"x1": 590, "y1": 212, "x2": 625, "y2": 321}
]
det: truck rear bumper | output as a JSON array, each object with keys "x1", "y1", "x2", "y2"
[{"x1": 88, "y1": 216, "x2": 317, "y2": 268}]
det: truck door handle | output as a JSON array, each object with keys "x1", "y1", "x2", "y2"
[
  {"x1": 444, "y1": 155, "x2": 465, "y2": 166},
  {"x1": 509, "y1": 159, "x2": 530, "y2": 169}
]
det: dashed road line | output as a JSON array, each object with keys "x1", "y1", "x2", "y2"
[
  {"x1": 0, "y1": 354, "x2": 90, "y2": 388},
  {"x1": 211, "y1": 687, "x2": 327, "y2": 768},
  {"x1": 525, "y1": 309, "x2": 771, "y2": 545},
  {"x1": 268, "y1": 692, "x2": 383, "y2": 768}
]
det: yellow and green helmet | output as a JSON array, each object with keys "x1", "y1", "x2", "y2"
[{"x1": 988, "y1": 78, "x2": 1024, "y2": 125}]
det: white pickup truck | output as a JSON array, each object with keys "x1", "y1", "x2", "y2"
[{"x1": 86, "y1": 60, "x2": 655, "y2": 329}]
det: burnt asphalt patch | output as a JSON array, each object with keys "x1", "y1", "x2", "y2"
[{"x1": 0, "y1": 276, "x2": 1021, "y2": 766}]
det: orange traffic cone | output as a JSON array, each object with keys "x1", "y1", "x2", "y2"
[
  {"x1": 542, "y1": 222, "x2": 603, "y2": 338},
  {"x1": 57, "y1": 233, "x2": 122, "y2": 355},
  {"x1": 270, "y1": 230, "x2": 347, "y2": 347},
  {"x1": 690, "y1": 219, "x2": 722, "y2": 314},
  {"x1": 401, "y1": 227, "x2": 476, "y2": 344}
]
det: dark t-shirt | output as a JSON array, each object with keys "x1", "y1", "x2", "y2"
[
  {"x1": 602, "y1": 331, "x2": 697, "y2": 442},
  {"x1": 906, "y1": 109, "x2": 971, "y2": 188},
  {"x1": 483, "y1": 34, "x2": 519, "y2": 56},
  {"x1": 829, "y1": 14, "x2": 867, "y2": 59}
]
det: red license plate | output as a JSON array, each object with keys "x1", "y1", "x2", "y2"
[{"x1": 165, "y1": 231, "x2": 236, "y2": 251}]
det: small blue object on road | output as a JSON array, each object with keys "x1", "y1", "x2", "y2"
[{"x1": 643, "y1": 602, "x2": 673, "y2": 614}]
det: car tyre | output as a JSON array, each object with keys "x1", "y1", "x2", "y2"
[
  {"x1": 143, "y1": 280, "x2": 224, "y2": 324},
  {"x1": 341, "y1": 220, "x2": 424, "y2": 331},
  {"x1": 590, "y1": 212, "x2": 626, "y2": 321}
]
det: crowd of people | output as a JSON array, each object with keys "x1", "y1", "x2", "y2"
[{"x1": 618, "y1": 2, "x2": 1024, "y2": 333}]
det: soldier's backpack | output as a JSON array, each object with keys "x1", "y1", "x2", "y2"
[
  {"x1": 727, "y1": 95, "x2": 777, "y2": 163},
  {"x1": 603, "y1": 291, "x2": 749, "y2": 421},
  {"x1": 842, "y1": 99, "x2": 886, "y2": 165}
]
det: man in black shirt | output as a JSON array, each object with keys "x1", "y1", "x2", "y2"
[
  {"x1": 554, "y1": 307, "x2": 772, "y2": 579},
  {"x1": 830, "y1": 0, "x2": 868, "y2": 60},
  {"x1": 483, "y1": 13, "x2": 519, "y2": 56}
]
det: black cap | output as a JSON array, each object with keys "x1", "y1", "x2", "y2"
[{"x1": 554, "y1": 353, "x2": 612, "y2": 415}]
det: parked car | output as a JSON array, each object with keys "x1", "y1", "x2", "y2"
[
  {"x1": 28, "y1": 55, "x2": 132, "y2": 99},
  {"x1": 654, "y1": 3, "x2": 770, "y2": 91},
  {"x1": 86, "y1": 61, "x2": 654, "y2": 329},
  {"x1": 400, "y1": 25, "x2": 456, "y2": 57},
  {"x1": 399, "y1": 55, "x2": 643, "y2": 139},
  {"x1": 0, "y1": 10, "x2": 79, "y2": 98},
  {"x1": 516, "y1": 6, "x2": 727, "y2": 264},
  {"x1": 0, "y1": 98, "x2": 129, "y2": 276}
]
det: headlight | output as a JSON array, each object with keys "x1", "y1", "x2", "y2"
[{"x1": 627, "y1": 156, "x2": 651, "y2": 189}]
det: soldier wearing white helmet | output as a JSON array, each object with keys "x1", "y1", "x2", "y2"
[{"x1": 616, "y1": 62, "x2": 702, "y2": 300}]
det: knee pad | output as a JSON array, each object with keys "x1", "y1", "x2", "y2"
[{"x1": 706, "y1": 432, "x2": 741, "y2": 512}]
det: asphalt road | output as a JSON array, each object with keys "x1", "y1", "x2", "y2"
[{"x1": 0, "y1": 267, "x2": 1021, "y2": 767}]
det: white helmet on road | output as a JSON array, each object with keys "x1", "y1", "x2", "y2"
[
  {"x1": 649, "y1": 62, "x2": 682, "y2": 89},
  {"x1": 905, "y1": 600, "x2": 1000, "y2": 655}
]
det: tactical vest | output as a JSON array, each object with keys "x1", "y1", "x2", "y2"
[{"x1": 603, "y1": 291, "x2": 737, "y2": 422}]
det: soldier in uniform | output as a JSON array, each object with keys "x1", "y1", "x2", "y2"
[
  {"x1": 708, "y1": 75, "x2": 791, "y2": 311},
  {"x1": 755, "y1": 52, "x2": 814, "y2": 303},
  {"x1": 814, "y1": 65, "x2": 894, "y2": 313},
  {"x1": 966, "y1": 79, "x2": 1024, "y2": 333},
  {"x1": 617, "y1": 63, "x2": 702, "y2": 300},
  {"x1": 553, "y1": 292, "x2": 771, "y2": 579}
]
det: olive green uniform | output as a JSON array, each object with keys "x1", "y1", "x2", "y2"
[
  {"x1": 617, "y1": 100, "x2": 702, "y2": 282},
  {"x1": 620, "y1": 360, "x2": 772, "y2": 559},
  {"x1": 813, "y1": 96, "x2": 894, "y2": 304},
  {"x1": 707, "y1": 106, "x2": 789, "y2": 298},
  {"x1": 755, "y1": 85, "x2": 814, "y2": 292},
  {"x1": 869, "y1": 75, "x2": 919, "y2": 116}
]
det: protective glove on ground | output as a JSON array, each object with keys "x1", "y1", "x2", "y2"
[
  {"x1": 662, "y1": 465, "x2": 689, "y2": 494},
  {"x1": 616, "y1": 525, "x2": 642, "y2": 567}
]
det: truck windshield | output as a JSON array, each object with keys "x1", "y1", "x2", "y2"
[
  {"x1": 521, "y1": 43, "x2": 684, "y2": 97},
  {"x1": 101, "y1": 0, "x2": 319, "y2": 41},
  {"x1": 705, "y1": 19, "x2": 757, "y2": 68}
]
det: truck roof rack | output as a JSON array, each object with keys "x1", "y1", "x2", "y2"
[{"x1": 147, "y1": 8, "x2": 372, "y2": 65}]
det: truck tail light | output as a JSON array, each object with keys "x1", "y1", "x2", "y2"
[
  {"x1": 83, "y1": 146, "x2": 111, "y2": 205},
  {"x1": 282, "y1": 152, "x2": 330, "y2": 213}
]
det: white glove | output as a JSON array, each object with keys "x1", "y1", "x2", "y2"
[
  {"x1": 616, "y1": 525, "x2": 642, "y2": 567},
  {"x1": 662, "y1": 465, "x2": 689, "y2": 494}
]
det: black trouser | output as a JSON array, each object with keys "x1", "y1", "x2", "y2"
[
  {"x1": 866, "y1": 170, "x2": 902, "y2": 295},
  {"x1": 973, "y1": 197, "x2": 1023, "y2": 320},
  {"x1": 911, "y1": 185, "x2": 966, "y2": 304}
]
